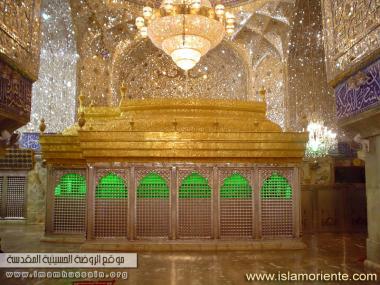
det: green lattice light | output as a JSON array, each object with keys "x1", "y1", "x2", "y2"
[
  {"x1": 220, "y1": 173, "x2": 252, "y2": 199},
  {"x1": 137, "y1": 173, "x2": 169, "y2": 198},
  {"x1": 179, "y1": 172, "x2": 211, "y2": 199},
  {"x1": 54, "y1": 173, "x2": 87, "y2": 197},
  {"x1": 96, "y1": 173, "x2": 128, "y2": 199},
  {"x1": 261, "y1": 173, "x2": 292, "y2": 199}
]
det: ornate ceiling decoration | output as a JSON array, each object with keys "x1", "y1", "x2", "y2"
[
  {"x1": 108, "y1": 0, "x2": 253, "y2": 8},
  {"x1": 134, "y1": 0, "x2": 236, "y2": 71},
  {"x1": 20, "y1": 0, "x2": 303, "y2": 132},
  {"x1": 0, "y1": 0, "x2": 42, "y2": 80},
  {"x1": 111, "y1": 40, "x2": 249, "y2": 102},
  {"x1": 20, "y1": 0, "x2": 78, "y2": 133}
]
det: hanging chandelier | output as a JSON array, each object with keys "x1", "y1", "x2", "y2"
[
  {"x1": 305, "y1": 121, "x2": 337, "y2": 158},
  {"x1": 135, "y1": 0, "x2": 235, "y2": 71}
]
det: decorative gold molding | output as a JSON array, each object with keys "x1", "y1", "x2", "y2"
[
  {"x1": 41, "y1": 98, "x2": 307, "y2": 164},
  {"x1": 321, "y1": 0, "x2": 380, "y2": 85}
]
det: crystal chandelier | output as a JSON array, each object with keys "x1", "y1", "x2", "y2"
[
  {"x1": 305, "y1": 121, "x2": 337, "y2": 158},
  {"x1": 135, "y1": 0, "x2": 235, "y2": 71}
]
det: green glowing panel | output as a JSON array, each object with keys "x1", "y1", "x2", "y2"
[
  {"x1": 220, "y1": 173, "x2": 252, "y2": 199},
  {"x1": 179, "y1": 172, "x2": 211, "y2": 199},
  {"x1": 96, "y1": 173, "x2": 127, "y2": 199},
  {"x1": 137, "y1": 173, "x2": 169, "y2": 198},
  {"x1": 261, "y1": 173, "x2": 292, "y2": 199},
  {"x1": 54, "y1": 173, "x2": 86, "y2": 197}
]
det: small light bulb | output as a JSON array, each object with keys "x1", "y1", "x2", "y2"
[
  {"x1": 225, "y1": 12, "x2": 235, "y2": 24},
  {"x1": 135, "y1": 17, "x2": 145, "y2": 29},
  {"x1": 191, "y1": 0, "x2": 201, "y2": 9},
  {"x1": 140, "y1": 26, "x2": 148, "y2": 38},
  {"x1": 215, "y1": 4, "x2": 225, "y2": 16},
  {"x1": 163, "y1": 0, "x2": 174, "y2": 12},
  {"x1": 226, "y1": 27, "x2": 234, "y2": 35},
  {"x1": 143, "y1": 7, "x2": 153, "y2": 19}
]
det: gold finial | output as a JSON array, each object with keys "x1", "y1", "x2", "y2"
[
  {"x1": 78, "y1": 112, "x2": 86, "y2": 129},
  {"x1": 79, "y1": 92, "x2": 85, "y2": 112},
  {"x1": 129, "y1": 118, "x2": 135, "y2": 129},
  {"x1": 300, "y1": 113, "x2": 308, "y2": 131},
  {"x1": 120, "y1": 82, "x2": 127, "y2": 100},
  {"x1": 39, "y1": 118, "x2": 46, "y2": 133},
  {"x1": 259, "y1": 87, "x2": 266, "y2": 102}
]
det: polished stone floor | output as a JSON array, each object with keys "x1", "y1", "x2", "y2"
[{"x1": 0, "y1": 224, "x2": 377, "y2": 285}]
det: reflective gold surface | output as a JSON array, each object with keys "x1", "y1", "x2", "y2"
[
  {"x1": 0, "y1": 0, "x2": 42, "y2": 80},
  {"x1": 112, "y1": 40, "x2": 249, "y2": 104},
  {"x1": 322, "y1": 0, "x2": 380, "y2": 84},
  {"x1": 16, "y1": 0, "x2": 297, "y2": 132},
  {"x1": 40, "y1": 98, "x2": 307, "y2": 164}
]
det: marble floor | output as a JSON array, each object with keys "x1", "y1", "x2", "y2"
[{"x1": 0, "y1": 224, "x2": 377, "y2": 285}]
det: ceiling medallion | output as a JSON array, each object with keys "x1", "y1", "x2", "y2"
[{"x1": 135, "y1": 0, "x2": 235, "y2": 71}]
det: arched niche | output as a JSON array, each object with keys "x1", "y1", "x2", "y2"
[{"x1": 110, "y1": 39, "x2": 250, "y2": 104}]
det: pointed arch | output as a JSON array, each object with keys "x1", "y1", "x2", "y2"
[
  {"x1": 220, "y1": 173, "x2": 252, "y2": 199},
  {"x1": 260, "y1": 171, "x2": 293, "y2": 237},
  {"x1": 96, "y1": 173, "x2": 128, "y2": 199},
  {"x1": 220, "y1": 173, "x2": 253, "y2": 237},
  {"x1": 54, "y1": 173, "x2": 86, "y2": 197},
  {"x1": 179, "y1": 172, "x2": 211, "y2": 199},
  {"x1": 136, "y1": 172, "x2": 170, "y2": 238},
  {"x1": 94, "y1": 172, "x2": 128, "y2": 238},
  {"x1": 178, "y1": 172, "x2": 212, "y2": 238},
  {"x1": 53, "y1": 172, "x2": 87, "y2": 234},
  {"x1": 137, "y1": 172, "x2": 169, "y2": 199},
  {"x1": 261, "y1": 172, "x2": 292, "y2": 199}
]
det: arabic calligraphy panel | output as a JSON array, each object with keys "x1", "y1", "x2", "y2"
[
  {"x1": 0, "y1": 60, "x2": 33, "y2": 125},
  {"x1": 335, "y1": 58, "x2": 380, "y2": 118},
  {"x1": 322, "y1": 0, "x2": 380, "y2": 82}
]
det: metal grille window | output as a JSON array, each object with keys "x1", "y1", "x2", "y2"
[
  {"x1": 53, "y1": 174, "x2": 87, "y2": 233},
  {"x1": 0, "y1": 175, "x2": 27, "y2": 219},
  {"x1": 178, "y1": 172, "x2": 212, "y2": 238},
  {"x1": 95, "y1": 173, "x2": 128, "y2": 238},
  {"x1": 136, "y1": 173, "x2": 170, "y2": 238},
  {"x1": 220, "y1": 173, "x2": 253, "y2": 238},
  {"x1": 0, "y1": 149, "x2": 33, "y2": 169},
  {"x1": 261, "y1": 172, "x2": 293, "y2": 238},
  {"x1": 5, "y1": 177, "x2": 26, "y2": 218}
]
